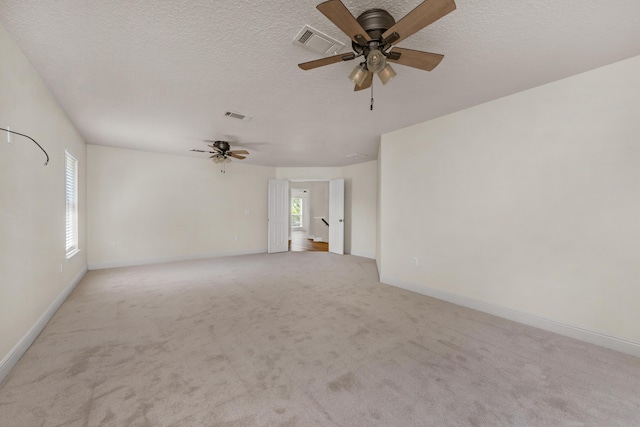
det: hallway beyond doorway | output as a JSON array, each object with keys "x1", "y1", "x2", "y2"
[{"x1": 288, "y1": 230, "x2": 328, "y2": 252}]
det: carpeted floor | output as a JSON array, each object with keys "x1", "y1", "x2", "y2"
[{"x1": 0, "y1": 252, "x2": 639, "y2": 426}]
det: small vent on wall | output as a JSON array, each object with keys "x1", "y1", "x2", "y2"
[
  {"x1": 293, "y1": 25, "x2": 345, "y2": 55},
  {"x1": 225, "y1": 111, "x2": 252, "y2": 121}
]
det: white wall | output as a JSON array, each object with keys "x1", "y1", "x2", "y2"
[
  {"x1": 86, "y1": 154, "x2": 378, "y2": 266},
  {"x1": 343, "y1": 161, "x2": 377, "y2": 259},
  {"x1": 277, "y1": 167, "x2": 343, "y2": 181},
  {"x1": 277, "y1": 162, "x2": 378, "y2": 259},
  {"x1": 379, "y1": 55, "x2": 640, "y2": 350},
  {"x1": 376, "y1": 152, "x2": 382, "y2": 270},
  {"x1": 0, "y1": 24, "x2": 87, "y2": 373},
  {"x1": 87, "y1": 145, "x2": 275, "y2": 268}
]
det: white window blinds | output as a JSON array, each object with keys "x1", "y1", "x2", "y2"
[{"x1": 65, "y1": 150, "x2": 79, "y2": 258}]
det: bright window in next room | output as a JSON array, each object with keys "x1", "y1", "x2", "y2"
[
  {"x1": 65, "y1": 149, "x2": 79, "y2": 258},
  {"x1": 291, "y1": 197, "x2": 303, "y2": 228}
]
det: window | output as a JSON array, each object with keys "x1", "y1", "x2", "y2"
[
  {"x1": 65, "y1": 150, "x2": 79, "y2": 258},
  {"x1": 291, "y1": 197, "x2": 303, "y2": 228}
]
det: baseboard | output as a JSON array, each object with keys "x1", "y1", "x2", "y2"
[
  {"x1": 349, "y1": 250, "x2": 376, "y2": 260},
  {"x1": 88, "y1": 248, "x2": 268, "y2": 270},
  {"x1": 0, "y1": 266, "x2": 88, "y2": 385},
  {"x1": 380, "y1": 275, "x2": 640, "y2": 358}
]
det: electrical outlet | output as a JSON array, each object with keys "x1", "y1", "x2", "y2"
[
  {"x1": 234, "y1": 235, "x2": 239, "y2": 241},
  {"x1": 109, "y1": 242, "x2": 115, "y2": 248},
  {"x1": 60, "y1": 263, "x2": 63, "y2": 273},
  {"x1": 412, "y1": 257, "x2": 419, "y2": 266},
  {"x1": 6, "y1": 126, "x2": 12, "y2": 144}
]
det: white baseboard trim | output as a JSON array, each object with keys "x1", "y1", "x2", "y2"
[
  {"x1": 380, "y1": 275, "x2": 640, "y2": 358},
  {"x1": 0, "y1": 266, "x2": 88, "y2": 385},
  {"x1": 88, "y1": 248, "x2": 268, "y2": 270},
  {"x1": 349, "y1": 250, "x2": 376, "y2": 260}
]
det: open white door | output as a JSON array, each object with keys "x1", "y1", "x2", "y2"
[
  {"x1": 268, "y1": 179, "x2": 289, "y2": 253},
  {"x1": 329, "y1": 179, "x2": 345, "y2": 255}
]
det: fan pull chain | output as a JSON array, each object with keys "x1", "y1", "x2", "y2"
[{"x1": 370, "y1": 80, "x2": 374, "y2": 111}]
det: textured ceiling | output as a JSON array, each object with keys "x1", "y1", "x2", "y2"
[{"x1": 1, "y1": 0, "x2": 640, "y2": 167}]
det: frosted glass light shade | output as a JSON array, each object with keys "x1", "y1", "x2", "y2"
[
  {"x1": 349, "y1": 64, "x2": 368, "y2": 87},
  {"x1": 366, "y1": 49, "x2": 386, "y2": 73},
  {"x1": 377, "y1": 64, "x2": 396, "y2": 85}
]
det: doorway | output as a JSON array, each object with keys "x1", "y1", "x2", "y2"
[
  {"x1": 268, "y1": 179, "x2": 344, "y2": 254},
  {"x1": 289, "y1": 185, "x2": 327, "y2": 252}
]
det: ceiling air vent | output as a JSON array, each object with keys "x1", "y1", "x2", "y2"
[
  {"x1": 293, "y1": 25, "x2": 345, "y2": 55},
  {"x1": 225, "y1": 111, "x2": 252, "y2": 122}
]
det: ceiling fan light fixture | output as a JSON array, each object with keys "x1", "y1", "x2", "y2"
[
  {"x1": 377, "y1": 63, "x2": 396, "y2": 85},
  {"x1": 349, "y1": 63, "x2": 368, "y2": 87},
  {"x1": 366, "y1": 49, "x2": 386, "y2": 74}
]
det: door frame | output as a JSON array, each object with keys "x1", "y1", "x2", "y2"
[
  {"x1": 268, "y1": 178, "x2": 345, "y2": 254},
  {"x1": 267, "y1": 179, "x2": 289, "y2": 253},
  {"x1": 329, "y1": 178, "x2": 345, "y2": 255}
]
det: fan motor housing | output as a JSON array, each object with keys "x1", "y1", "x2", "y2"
[
  {"x1": 356, "y1": 9, "x2": 395, "y2": 40},
  {"x1": 213, "y1": 141, "x2": 230, "y2": 152}
]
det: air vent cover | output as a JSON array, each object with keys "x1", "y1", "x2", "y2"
[
  {"x1": 225, "y1": 111, "x2": 252, "y2": 122},
  {"x1": 293, "y1": 25, "x2": 345, "y2": 55}
]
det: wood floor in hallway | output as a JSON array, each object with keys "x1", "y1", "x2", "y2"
[{"x1": 289, "y1": 229, "x2": 328, "y2": 252}]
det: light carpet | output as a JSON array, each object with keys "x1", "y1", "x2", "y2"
[{"x1": 0, "y1": 252, "x2": 639, "y2": 426}]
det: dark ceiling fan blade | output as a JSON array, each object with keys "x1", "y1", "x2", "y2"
[
  {"x1": 317, "y1": 0, "x2": 371, "y2": 44},
  {"x1": 354, "y1": 71, "x2": 373, "y2": 91},
  {"x1": 381, "y1": 0, "x2": 456, "y2": 46},
  {"x1": 387, "y1": 47, "x2": 444, "y2": 71},
  {"x1": 298, "y1": 52, "x2": 355, "y2": 70},
  {"x1": 228, "y1": 153, "x2": 247, "y2": 160},
  {"x1": 229, "y1": 150, "x2": 249, "y2": 155}
]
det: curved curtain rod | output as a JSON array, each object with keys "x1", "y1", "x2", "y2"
[{"x1": 0, "y1": 127, "x2": 49, "y2": 165}]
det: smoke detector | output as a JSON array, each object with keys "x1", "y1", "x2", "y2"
[{"x1": 293, "y1": 25, "x2": 345, "y2": 55}]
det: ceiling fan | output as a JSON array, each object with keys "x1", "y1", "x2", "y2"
[
  {"x1": 190, "y1": 140, "x2": 249, "y2": 172},
  {"x1": 298, "y1": 0, "x2": 456, "y2": 91}
]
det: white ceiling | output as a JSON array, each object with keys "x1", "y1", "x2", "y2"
[{"x1": 1, "y1": 0, "x2": 640, "y2": 167}]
